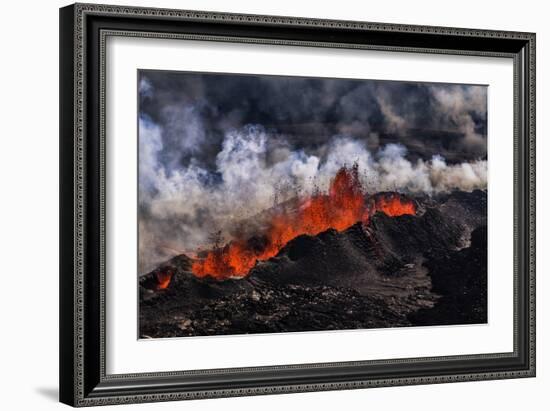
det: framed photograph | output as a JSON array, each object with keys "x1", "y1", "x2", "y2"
[{"x1": 59, "y1": 3, "x2": 535, "y2": 407}]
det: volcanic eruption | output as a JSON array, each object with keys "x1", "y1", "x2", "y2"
[
  {"x1": 191, "y1": 164, "x2": 416, "y2": 280},
  {"x1": 138, "y1": 70, "x2": 488, "y2": 339}
]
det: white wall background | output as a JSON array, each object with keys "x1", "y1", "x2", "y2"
[{"x1": 0, "y1": 0, "x2": 545, "y2": 409}]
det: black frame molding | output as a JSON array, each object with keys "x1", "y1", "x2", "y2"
[{"x1": 60, "y1": 3, "x2": 535, "y2": 407}]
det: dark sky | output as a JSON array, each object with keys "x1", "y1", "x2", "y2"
[{"x1": 138, "y1": 70, "x2": 487, "y2": 173}]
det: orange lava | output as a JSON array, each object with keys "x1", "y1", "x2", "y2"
[
  {"x1": 155, "y1": 270, "x2": 173, "y2": 290},
  {"x1": 191, "y1": 165, "x2": 416, "y2": 279},
  {"x1": 368, "y1": 192, "x2": 417, "y2": 218}
]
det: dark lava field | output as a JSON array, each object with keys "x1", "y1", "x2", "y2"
[{"x1": 139, "y1": 190, "x2": 487, "y2": 338}]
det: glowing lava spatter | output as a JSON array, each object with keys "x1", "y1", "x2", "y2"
[
  {"x1": 155, "y1": 270, "x2": 173, "y2": 290},
  {"x1": 191, "y1": 165, "x2": 416, "y2": 280}
]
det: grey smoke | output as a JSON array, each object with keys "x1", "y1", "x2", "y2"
[
  {"x1": 138, "y1": 120, "x2": 487, "y2": 274},
  {"x1": 139, "y1": 71, "x2": 488, "y2": 168},
  {"x1": 137, "y1": 71, "x2": 488, "y2": 273}
]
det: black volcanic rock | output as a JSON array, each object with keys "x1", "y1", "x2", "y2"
[
  {"x1": 436, "y1": 189, "x2": 487, "y2": 241},
  {"x1": 408, "y1": 226, "x2": 488, "y2": 325},
  {"x1": 250, "y1": 206, "x2": 464, "y2": 293},
  {"x1": 141, "y1": 282, "x2": 408, "y2": 338},
  {"x1": 369, "y1": 207, "x2": 464, "y2": 256},
  {"x1": 139, "y1": 190, "x2": 488, "y2": 338},
  {"x1": 250, "y1": 226, "x2": 378, "y2": 291}
]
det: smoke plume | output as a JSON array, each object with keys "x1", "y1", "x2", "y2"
[
  {"x1": 138, "y1": 120, "x2": 486, "y2": 273},
  {"x1": 137, "y1": 71, "x2": 488, "y2": 273}
]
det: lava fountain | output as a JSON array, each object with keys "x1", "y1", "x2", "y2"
[{"x1": 191, "y1": 165, "x2": 417, "y2": 280}]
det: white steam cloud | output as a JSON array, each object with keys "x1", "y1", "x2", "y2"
[{"x1": 138, "y1": 120, "x2": 487, "y2": 274}]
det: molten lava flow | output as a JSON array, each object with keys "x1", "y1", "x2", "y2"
[
  {"x1": 369, "y1": 192, "x2": 417, "y2": 217},
  {"x1": 155, "y1": 270, "x2": 173, "y2": 290},
  {"x1": 191, "y1": 165, "x2": 416, "y2": 280}
]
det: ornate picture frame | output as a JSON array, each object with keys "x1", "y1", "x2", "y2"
[{"x1": 59, "y1": 3, "x2": 535, "y2": 407}]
